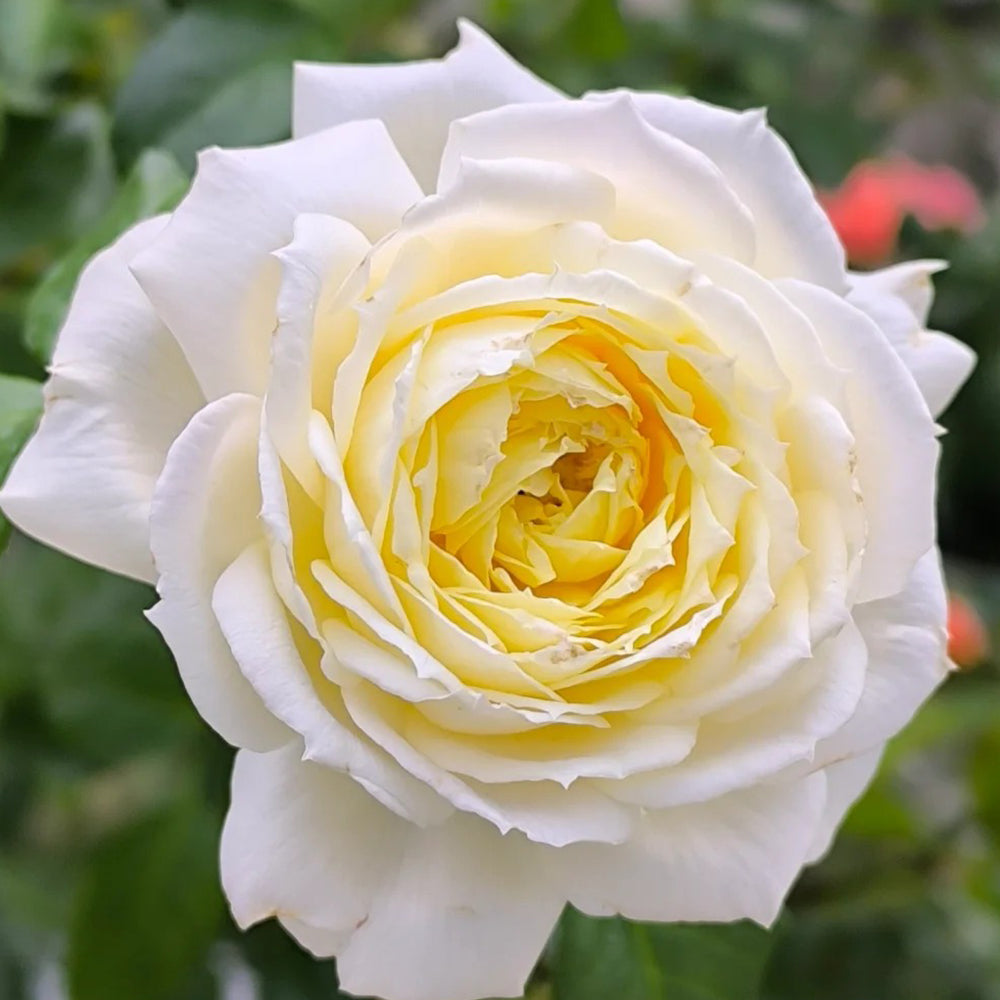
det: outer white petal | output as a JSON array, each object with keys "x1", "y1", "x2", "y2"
[
  {"x1": 406, "y1": 716, "x2": 696, "y2": 787},
  {"x1": 268, "y1": 212, "x2": 372, "y2": 497},
  {"x1": 816, "y1": 548, "x2": 949, "y2": 763},
  {"x1": 806, "y1": 748, "x2": 883, "y2": 863},
  {"x1": 553, "y1": 772, "x2": 828, "y2": 925},
  {"x1": 293, "y1": 20, "x2": 562, "y2": 191},
  {"x1": 777, "y1": 280, "x2": 939, "y2": 603},
  {"x1": 147, "y1": 393, "x2": 289, "y2": 750},
  {"x1": 0, "y1": 217, "x2": 203, "y2": 582},
  {"x1": 221, "y1": 742, "x2": 407, "y2": 944},
  {"x1": 337, "y1": 815, "x2": 563, "y2": 1000},
  {"x1": 340, "y1": 679, "x2": 635, "y2": 847},
  {"x1": 438, "y1": 93, "x2": 756, "y2": 262},
  {"x1": 223, "y1": 743, "x2": 564, "y2": 1000},
  {"x1": 847, "y1": 263, "x2": 975, "y2": 418},
  {"x1": 130, "y1": 121, "x2": 421, "y2": 401},
  {"x1": 610, "y1": 91, "x2": 847, "y2": 289},
  {"x1": 213, "y1": 541, "x2": 451, "y2": 826},
  {"x1": 854, "y1": 259, "x2": 941, "y2": 323},
  {"x1": 692, "y1": 251, "x2": 847, "y2": 406},
  {"x1": 605, "y1": 619, "x2": 867, "y2": 809}
]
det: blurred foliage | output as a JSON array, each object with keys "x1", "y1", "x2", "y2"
[
  {"x1": 1, "y1": 0, "x2": 1000, "y2": 998},
  {"x1": 552, "y1": 910, "x2": 773, "y2": 1000}
]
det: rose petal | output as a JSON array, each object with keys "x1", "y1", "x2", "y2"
[
  {"x1": 555, "y1": 771, "x2": 827, "y2": 925},
  {"x1": 816, "y1": 548, "x2": 948, "y2": 763},
  {"x1": 337, "y1": 813, "x2": 563, "y2": 1000},
  {"x1": 221, "y1": 741, "x2": 407, "y2": 941},
  {"x1": 130, "y1": 121, "x2": 421, "y2": 400},
  {"x1": 615, "y1": 91, "x2": 847, "y2": 289},
  {"x1": 147, "y1": 393, "x2": 288, "y2": 750},
  {"x1": 847, "y1": 263, "x2": 975, "y2": 418},
  {"x1": 213, "y1": 541, "x2": 451, "y2": 824},
  {"x1": 777, "y1": 279, "x2": 939, "y2": 602},
  {"x1": 0, "y1": 217, "x2": 203, "y2": 582},
  {"x1": 806, "y1": 748, "x2": 882, "y2": 863},
  {"x1": 223, "y1": 742, "x2": 565, "y2": 1000},
  {"x1": 268, "y1": 213, "x2": 372, "y2": 498},
  {"x1": 439, "y1": 94, "x2": 756, "y2": 262},
  {"x1": 293, "y1": 20, "x2": 562, "y2": 191}
]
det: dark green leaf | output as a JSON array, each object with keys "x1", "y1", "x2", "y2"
[
  {"x1": 0, "y1": 104, "x2": 116, "y2": 269},
  {"x1": 552, "y1": 908, "x2": 773, "y2": 1000},
  {"x1": 565, "y1": 0, "x2": 629, "y2": 62},
  {"x1": 155, "y1": 59, "x2": 295, "y2": 169},
  {"x1": 112, "y1": 1, "x2": 336, "y2": 168},
  {"x1": 0, "y1": 0, "x2": 66, "y2": 115},
  {"x1": 67, "y1": 801, "x2": 225, "y2": 1000},
  {"x1": 0, "y1": 534, "x2": 200, "y2": 766},
  {"x1": 23, "y1": 147, "x2": 189, "y2": 364},
  {"x1": 0, "y1": 375, "x2": 41, "y2": 555},
  {"x1": 235, "y1": 921, "x2": 344, "y2": 1000},
  {"x1": 763, "y1": 899, "x2": 998, "y2": 1000}
]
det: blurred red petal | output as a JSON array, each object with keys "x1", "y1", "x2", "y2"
[
  {"x1": 947, "y1": 592, "x2": 990, "y2": 668},
  {"x1": 821, "y1": 157, "x2": 984, "y2": 267},
  {"x1": 894, "y1": 161, "x2": 986, "y2": 233},
  {"x1": 820, "y1": 165, "x2": 902, "y2": 266}
]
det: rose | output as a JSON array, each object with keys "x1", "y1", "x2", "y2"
[{"x1": 0, "y1": 21, "x2": 974, "y2": 1000}]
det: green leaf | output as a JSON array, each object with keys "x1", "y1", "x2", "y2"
[
  {"x1": 0, "y1": 0, "x2": 65, "y2": 114},
  {"x1": 762, "y1": 899, "x2": 1000, "y2": 1000},
  {"x1": 0, "y1": 534, "x2": 200, "y2": 766},
  {"x1": 23, "y1": 147, "x2": 189, "y2": 365},
  {"x1": 552, "y1": 908, "x2": 774, "y2": 1000},
  {"x1": 565, "y1": 0, "x2": 629, "y2": 62},
  {"x1": 0, "y1": 375, "x2": 41, "y2": 556},
  {"x1": 154, "y1": 59, "x2": 296, "y2": 170},
  {"x1": 67, "y1": 801, "x2": 225, "y2": 1000},
  {"x1": 0, "y1": 104, "x2": 116, "y2": 270},
  {"x1": 112, "y1": 1, "x2": 336, "y2": 168},
  {"x1": 235, "y1": 921, "x2": 344, "y2": 1000}
]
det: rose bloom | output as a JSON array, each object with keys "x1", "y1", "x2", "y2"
[{"x1": 0, "y1": 22, "x2": 976, "y2": 1000}]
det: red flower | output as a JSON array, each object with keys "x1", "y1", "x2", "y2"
[
  {"x1": 947, "y1": 592, "x2": 990, "y2": 668},
  {"x1": 820, "y1": 158, "x2": 984, "y2": 267}
]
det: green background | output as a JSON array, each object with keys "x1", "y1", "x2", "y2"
[{"x1": 2, "y1": 1, "x2": 1000, "y2": 998}]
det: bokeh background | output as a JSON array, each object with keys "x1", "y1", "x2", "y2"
[{"x1": 1, "y1": 1, "x2": 999, "y2": 998}]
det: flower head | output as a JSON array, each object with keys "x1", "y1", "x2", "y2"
[{"x1": 0, "y1": 23, "x2": 975, "y2": 1000}]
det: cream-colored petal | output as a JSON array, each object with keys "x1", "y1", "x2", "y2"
[
  {"x1": 816, "y1": 548, "x2": 948, "y2": 763},
  {"x1": 554, "y1": 771, "x2": 827, "y2": 925},
  {"x1": 0, "y1": 217, "x2": 203, "y2": 583},
  {"x1": 294, "y1": 20, "x2": 562, "y2": 191},
  {"x1": 439, "y1": 94, "x2": 756, "y2": 261},
  {"x1": 616, "y1": 91, "x2": 847, "y2": 289},
  {"x1": 147, "y1": 394, "x2": 288, "y2": 750},
  {"x1": 214, "y1": 542, "x2": 450, "y2": 824},
  {"x1": 805, "y1": 748, "x2": 883, "y2": 863},
  {"x1": 221, "y1": 742, "x2": 408, "y2": 941},
  {"x1": 267, "y1": 213, "x2": 371, "y2": 498},
  {"x1": 847, "y1": 264, "x2": 974, "y2": 418},
  {"x1": 341, "y1": 680, "x2": 635, "y2": 846},
  {"x1": 778, "y1": 280, "x2": 939, "y2": 603},
  {"x1": 605, "y1": 620, "x2": 867, "y2": 808},
  {"x1": 130, "y1": 122, "x2": 421, "y2": 400},
  {"x1": 336, "y1": 810, "x2": 563, "y2": 1000},
  {"x1": 407, "y1": 713, "x2": 696, "y2": 787}
]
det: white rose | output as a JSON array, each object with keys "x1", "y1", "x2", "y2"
[{"x1": 0, "y1": 21, "x2": 975, "y2": 1000}]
